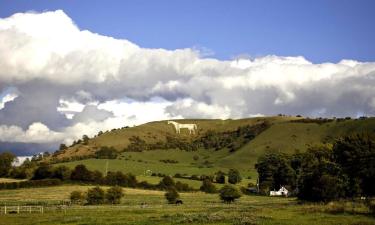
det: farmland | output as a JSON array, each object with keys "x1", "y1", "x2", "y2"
[{"x1": 0, "y1": 185, "x2": 374, "y2": 225}]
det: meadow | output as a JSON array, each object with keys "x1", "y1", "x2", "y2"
[{"x1": 0, "y1": 185, "x2": 374, "y2": 225}]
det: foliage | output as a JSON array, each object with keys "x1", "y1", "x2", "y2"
[
  {"x1": 0, "y1": 152, "x2": 16, "y2": 177},
  {"x1": 86, "y1": 186, "x2": 105, "y2": 205},
  {"x1": 32, "y1": 163, "x2": 53, "y2": 180},
  {"x1": 70, "y1": 164, "x2": 93, "y2": 182},
  {"x1": 297, "y1": 146, "x2": 348, "y2": 202},
  {"x1": 165, "y1": 187, "x2": 179, "y2": 203},
  {"x1": 219, "y1": 185, "x2": 241, "y2": 203},
  {"x1": 200, "y1": 179, "x2": 217, "y2": 193},
  {"x1": 228, "y1": 169, "x2": 242, "y2": 184},
  {"x1": 333, "y1": 134, "x2": 375, "y2": 197},
  {"x1": 158, "y1": 176, "x2": 175, "y2": 189},
  {"x1": 215, "y1": 171, "x2": 226, "y2": 184},
  {"x1": 52, "y1": 165, "x2": 72, "y2": 181},
  {"x1": 255, "y1": 152, "x2": 296, "y2": 193},
  {"x1": 105, "y1": 186, "x2": 124, "y2": 204},
  {"x1": 95, "y1": 146, "x2": 118, "y2": 159},
  {"x1": 0, "y1": 179, "x2": 61, "y2": 190},
  {"x1": 70, "y1": 190, "x2": 85, "y2": 204}
]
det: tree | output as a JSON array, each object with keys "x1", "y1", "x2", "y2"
[
  {"x1": 59, "y1": 143, "x2": 67, "y2": 151},
  {"x1": 0, "y1": 152, "x2": 16, "y2": 177},
  {"x1": 333, "y1": 134, "x2": 375, "y2": 197},
  {"x1": 52, "y1": 165, "x2": 71, "y2": 180},
  {"x1": 165, "y1": 187, "x2": 179, "y2": 204},
  {"x1": 219, "y1": 185, "x2": 241, "y2": 203},
  {"x1": 86, "y1": 186, "x2": 105, "y2": 204},
  {"x1": 159, "y1": 176, "x2": 175, "y2": 189},
  {"x1": 215, "y1": 171, "x2": 226, "y2": 184},
  {"x1": 255, "y1": 152, "x2": 296, "y2": 193},
  {"x1": 200, "y1": 179, "x2": 217, "y2": 193},
  {"x1": 228, "y1": 169, "x2": 242, "y2": 184},
  {"x1": 32, "y1": 163, "x2": 52, "y2": 180},
  {"x1": 70, "y1": 164, "x2": 92, "y2": 182},
  {"x1": 297, "y1": 146, "x2": 347, "y2": 202},
  {"x1": 70, "y1": 190, "x2": 85, "y2": 204},
  {"x1": 82, "y1": 135, "x2": 89, "y2": 145},
  {"x1": 95, "y1": 146, "x2": 118, "y2": 159},
  {"x1": 106, "y1": 186, "x2": 124, "y2": 204}
]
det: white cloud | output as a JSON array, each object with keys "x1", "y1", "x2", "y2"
[
  {"x1": 0, "y1": 93, "x2": 18, "y2": 109},
  {"x1": 0, "y1": 10, "x2": 375, "y2": 145}
]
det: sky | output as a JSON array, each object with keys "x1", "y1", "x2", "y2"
[{"x1": 0, "y1": 1, "x2": 375, "y2": 154}]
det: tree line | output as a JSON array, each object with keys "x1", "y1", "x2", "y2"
[{"x1": 256, "y1": 134, "x2": 375, "y2": 201}]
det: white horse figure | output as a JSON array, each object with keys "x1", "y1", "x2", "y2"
[{"x1": 167, "y1": 121, "x2": 197, "y2": 134}]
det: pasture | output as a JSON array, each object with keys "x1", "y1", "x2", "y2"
[{"x1": 0, "y1": 185, "x2": 374, "y2": 225}]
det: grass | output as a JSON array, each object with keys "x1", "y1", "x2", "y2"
[
  {"x1": 0, "y1": 185, "x2": 374, "y2": 225},
  {"x1": 53, "y1": 117, "x2": 375, "y2": 180},
  {"x1": 0, "y1": 178, "x2": 26, "y2": 183}
]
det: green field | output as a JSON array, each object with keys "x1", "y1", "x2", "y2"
[
  {"x1": 0, "y1": 185, "x2": 374, "y2": 225},
  {"x1": 54, "y1": 117, "x2": 375, "y2": 180}
]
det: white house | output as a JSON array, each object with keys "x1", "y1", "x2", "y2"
[{"x1": 270, "y1": 186, "x2": 288, "y2": 196}]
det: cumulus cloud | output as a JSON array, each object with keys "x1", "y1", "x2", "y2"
[{"x1": 0, "y1": 10, "x2": 375, "y2": 146}]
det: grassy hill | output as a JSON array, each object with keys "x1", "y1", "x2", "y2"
[{"x1": 52, "y1": 116, "x2": 375, "y2": 178}]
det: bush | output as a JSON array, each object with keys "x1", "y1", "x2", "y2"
[
  {"x1": 70, "y1": 191, "x2": 85, "y2": 204},
  {"x1": 219, "y1": 185, "x2": 241, "y2": 203},
  {"x1": 228, "y1": 169, "x2": 242, "y2": 184},
  {"x1": 200, "y1": 179, "x2": 217, "y2": 193},
  {"x1": 95, "y1": 146, "x2": 118, "y2": 159},
  {"x1": 70, "y1": 164, "x2": 93, "y2": 182},
  {"x1": 86, "y1": 186, "x2": 105, "y2": 205},
  {"x1": 215, "y1": 171, "x2": 226, "y2": 184},
  {"x1": 159, "y1": 176, "x2": 175, "y2": 190},
  {"x1": 52, "y1": 165, "x2": 71, "y2": 181},
  {"x1": 32, "y1": 163, "x2": 52, "y2": 180},
  {"x1": 106, "y1": 186, "x2": 124, "y2": 204},
  {"x1": 165, "y1": 188, "x2": 179, "y2": 204}
]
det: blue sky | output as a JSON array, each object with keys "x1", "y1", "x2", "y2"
[{"x1": 1, "y1": 0, "x2": 374, "y2": 63}]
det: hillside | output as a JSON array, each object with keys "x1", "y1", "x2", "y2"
[{"x1": 51, "y1": 116, "x2": 375, "y2": 177}]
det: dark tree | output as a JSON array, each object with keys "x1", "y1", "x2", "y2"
[
  {"x1": 0, "y1": 152, "x2": 16, "y2": 177},
  {"x1": 82, "y1": 135, "x2": 89, "y2": 145},
  {"x1": 333, "y1": 134, "x2": 375, "y2": 197},
  {"x1": 52, "y1": 165, "x2": 71, "y2": 180},
  {"x1": 297, "y1": 146, "x2": 347, "y2": 202},
  {"x1": 95, "y1": 146, "x2": 118, "y2": 159},
  {"x1": 165, "y1": 187, "x2": 179, "y2": 204},
  {"x1": 219, "y1": 185, "x2": 241, "y2": 203},
  {"x1": 200, "y1": 179, "x2": 217, "y2": 193},
  {"x1": 86, "y1": 186, "x2": 105, "y2": 205},
  {"x1": 228, "y1": 169, "x2": 242, "y2": 184},
  {"x1": 255, "y1": 152, "x2": 296, "y2": 193},
  {"x1": 70, "y1": 164, "x2": 92, "y2": 182},
  {"x1": 32, "y1": 163, "x2": 52, "y2": 180},
  {"x1": 106, "y1": 186, "x2": 124, "y2": 204},
  {"x1": 159, "y1": 176, "x2": 175, "y2": 189},
  {"x1": 59, "y1": 143, "x2": 67, "y2": 151},
  {"x1": 70, "y1": 190, "x2": 85, "y2": 204},
  {"x1": 215, "y1": 171, "x2": 226, "y2": 184}
]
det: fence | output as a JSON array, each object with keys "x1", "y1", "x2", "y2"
[{"x1": 0, "y1": 205, "x2": 44, "y2": 214}]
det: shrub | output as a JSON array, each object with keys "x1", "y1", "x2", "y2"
[
  {"x1": 86, "y1": 186, "x2": 105, "y2": 205},
  {"x1": 215, "y1": 171, "x2": 226, "y2": 184},
  {"x1": 70, "y1": 191, "x2": 85, "y2": 204},
  {"x1": 95, "y1": 146, "x2": 118, "y2": 159},
  {"x1": 106, "y1": 186, "x2": 124, "y2": 204},
  {"x1": 165, "y1": 187, "x2": 179, "y2": 204},
  {"x1": 52, "y1": 165, "x2": 71, "y2": 181},
  {"x1": 32, "y1": 163, "x2": 53, "y2": 180},
  {"x1": 219, "y1": 185, "x2": 241, "y2": 203},
  {"x1": 228, "y1": 169, "x2": 242, "y2": 184},
  {"x1": 200, "y1": 179, "x2": 217, "y2": 193},
  {"x1": 70, "y1": 164, "x2": 93, "y2": 182},
  {"x1": 159, "y1": 176, "x2": 175, "y2": 189}
]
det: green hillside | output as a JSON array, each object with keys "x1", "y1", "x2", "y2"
[{"x1": 52, "y1": 116, "x2": 375, "y2": 178}]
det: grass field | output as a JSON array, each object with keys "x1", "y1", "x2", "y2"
[
  {"x1": 52, "y1": 117, "x2": 375, "y2": 181},
  {"x1": 0, "y1": 185, "x2": 374, "y2": 225}
]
